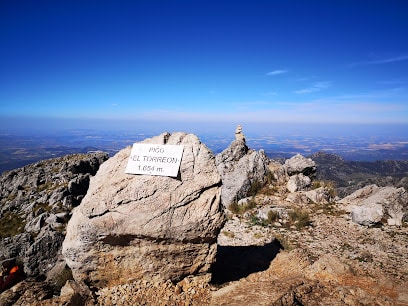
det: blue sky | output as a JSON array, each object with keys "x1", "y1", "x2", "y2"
[{"x1": 1, "y1": 0, "x2": 408, "y2": 133}]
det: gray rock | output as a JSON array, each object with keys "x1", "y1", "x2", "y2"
[
  {"x1": 351, "y1": 203, "x2": 384, "y2": 226},
  {"x1": 284, "y1": 154, "x2": 316, "y2": 176},
  {"x1": 24, "y1": 213, "x2": 49, "y2": 235},
  {"x1": 256, "y1": 206, "x2": 286, "y2": 221},
  {"x1": 305, "y1": 187, "x2": 332, "y2": 204},
  {"x1": 0, "y1": 151, "x2": 108, "y2": 280},
  {"x1": 216, "y1": 138, "x2": 269, "y2": 207},
  {"x1": 340, "y1": 184, "x2": 408, "y2": 226},
  {"x1": 62, "y1": 132, "x2": 224, "y2": 288},
  {"x1": 68, "y1": 174, "x2": 90, "y2": 196},
  {"x1": 23, "y1": 227, "x2": 65, "y2": 276},
  {"x1": 0, "y1": 233, "x2": 32, "y2": 261},
  {"x1": 287, "y1": 173, "x2": 311, "y2": 193},
  {"x1": 268, "y1": 160, "x2": 288, "y2": 184}
]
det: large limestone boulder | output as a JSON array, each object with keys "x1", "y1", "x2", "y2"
[
  {"x1": 351, "y1": 203, "x2": 384, "y2": 226},
  {"x1": 62, "y1": 132, "x2": 224, "y2": 289},
  {"x1": 339, "y1": 184, "x2": 408, "y2": 226}
]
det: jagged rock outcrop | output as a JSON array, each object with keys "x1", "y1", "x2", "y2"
[
  {"x1": 62, "y1": 132, "x2": 224, "y2": 289},
  {"x1": 339, "y1": 184, "x2": 408, "y2": 226},
  {"x1": 215, "y1": 126, "x2": 269, "y2": 207},
  {"x1": 0, "y1": 151, "x2": 108, "y2": 284}
]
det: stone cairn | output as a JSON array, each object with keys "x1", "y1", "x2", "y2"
[{"x1": 235, "y1": 125, "x2": 246, "y2": 142}]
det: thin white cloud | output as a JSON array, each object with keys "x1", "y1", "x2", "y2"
[
  {"x1": 328, "y1": 87, "x2": 406, "y2": 101},
  {"x1": 349, "y1": 54, "x2": 408, "y2": 67},
  {"x1": 376, "y1": 79, "x2": 408, "y2": 85},
  {"x1": 266, "y1": 69, "x2": 288, "y2": 76},
  {"x1": 116, "y1": 92, "x2": 408, "y2": 125},
  {"x1": 294, "y1": 81, "x2": 331, "y2": 94}
]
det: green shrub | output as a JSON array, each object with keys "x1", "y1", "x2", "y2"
[{"x1": 248, "y1": 214, "x2": 266, "y2": 226}]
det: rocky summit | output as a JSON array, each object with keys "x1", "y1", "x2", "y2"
[
  {"x1": 0, "y1": 127, "x2": 407, "y2": 305},
  {"x1": 62, "y1": 132, "x2": 225, "y2": 290},
  {"x1": 216, "y1": 127, "x2": 269, "y2": 207}
]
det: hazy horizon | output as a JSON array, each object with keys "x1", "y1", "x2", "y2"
[{"x1": 2, "y1": 116, "x2": 408, "y2": 139}]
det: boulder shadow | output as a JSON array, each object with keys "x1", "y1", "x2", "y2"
[{"x1": 210, "y1": 240, "x2": 282, "y2": 284}]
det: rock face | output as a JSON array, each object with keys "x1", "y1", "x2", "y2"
[
  {"x1": 0, "y1": 152, "x2": 108, "y2": 281},
  {"x1": 62, "y1": 132, "x2": 224, "y2": 289},
  {"x1": 286, "y1": 173, "x2": 311, "y2": 193},
  {"x1": 284, "y1": 154, "x2": 316, "y2": 176},
  {"x1": 339, "y1": 184, "x2": 408, "y2": 226},
  {"x1": 216, "y1": 127, "x2": 269, "y2": 207}
]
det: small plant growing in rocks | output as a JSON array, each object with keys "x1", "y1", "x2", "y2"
[
  {"x1": 248, "y1": 179, "x2": 263, "y2": 197},
  {"x1": 0, "y1": 211, "x2": 26, "y2": 238},
  {"x1": 288, "y1": 207, "x2": 311, "y2": 229},
  {"x1": 312, "y1": 180, "x2": 337, "y2": 200},
  {"x1": 228, "y1": 198, "x2": 257, "y2": 215},
  {"x1": 222, "y1": 230, "x2": 235, "y2": 238},
  {"x1": 267, "y1": 210, "x2": 279, "y2": 224}
]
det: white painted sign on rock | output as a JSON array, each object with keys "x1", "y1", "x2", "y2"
[{"x1": 125, "y1": 143, "x2": 184, "y2": 177}]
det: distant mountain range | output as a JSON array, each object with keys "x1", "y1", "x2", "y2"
[{"x1": 311, "y1": 151, "x2": 408, "y2": 197}]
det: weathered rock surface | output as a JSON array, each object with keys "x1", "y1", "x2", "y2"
[
  {"x1": 339, "y1": 184, "x2": 408, "y2": 226},
  {"x1": 215, "y1": 134, "x2": 269, "y2": 207},
  {"x1": 0, "y1": 151, "x2": 108, "y2": 283},
  {"x1": 284, "y1": 153, "x2": 316, "y2": 176},
  {"x1": 62, "y1": 132, "x2": 224, "y2": 289},
  {"x1": 286, "y1": 173, "x2": 311, "y2": 192},
  {"x1": 304, "y1": 186, "x2": 333, "y2": 204}
]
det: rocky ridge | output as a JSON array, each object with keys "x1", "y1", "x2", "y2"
[
  {"x1": 0, "y1": 128, "x2": 407, "y2": 305},
  {"x1": 0, "y1": 152, "x2": 108, "y2": 282}
]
